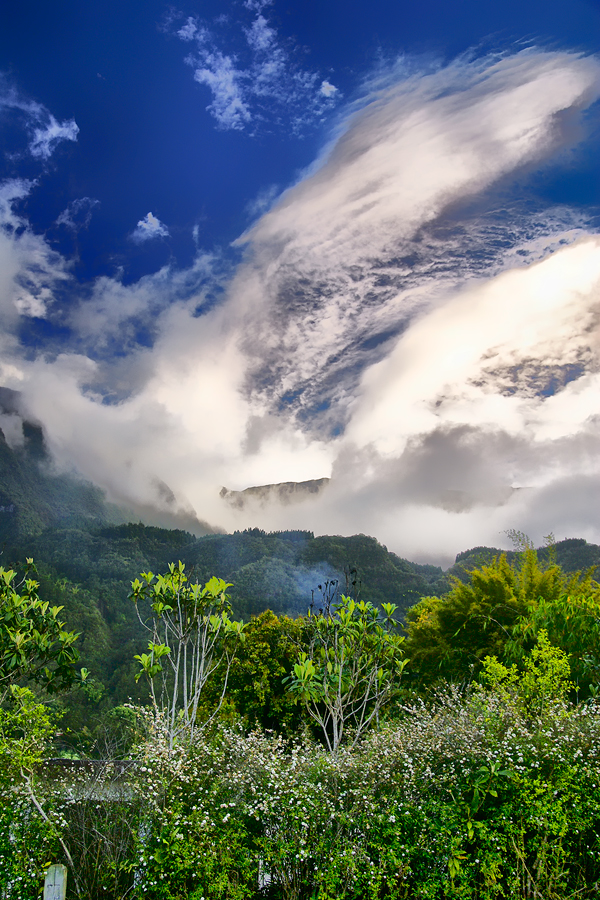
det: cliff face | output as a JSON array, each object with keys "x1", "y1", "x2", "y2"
[{"x1": 220, "y1": 477, "x2": 330, "y2": 510}]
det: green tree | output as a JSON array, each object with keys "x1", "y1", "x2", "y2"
[
  {"x1": 0, "y1": 562, "x2": 81, "y2": 701},
  {"x1": 404, "y1": 547, "x2": 595, "y2": 687},
  {"x1": 130, "y1": 562, "x2": 245, "y2": 747},
  {"x1": 218, "y1": 610, "x2": 306, "y2": 733},
  {"x1": 479, "y1": 629, "x2": 573, "y2": 713},
  {"x1": 286, "y1": 595, "x2": 407, "y2": 753},
  {"x1": 509, "y1": 591, "x2": 600, "y2": 696}
]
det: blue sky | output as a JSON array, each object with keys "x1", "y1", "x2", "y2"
[{"x1": 1, "y1": 0, "x2": 600, "y2": 562}]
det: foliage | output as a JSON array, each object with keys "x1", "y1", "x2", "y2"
[
  {"x1": 404, "y1": 546, "x2": 599, "y2": 688},
  {"x1": 0, "y1": 688, "x2": 61, "y2": 899},
  {"x1": 128, "y1": 657, "x2": 600, "y2": 900},
  {"x1": 6, "y1": 521, "x2": 449, "y2": 713},
  {"x1": 0, "y1": 562, "x2": 82, "y2": 700},
  {"x1": 479, "y1": 629, "x2": 574, "y2": 713},
  {"x1": 6, "y1": 636, "x2": 600, "y2": 899},
  {"x1": 509, "y1": 590, "x2": 600, "y2": 697},
  {"x1": 131, "y1": 563, "x2": 245, "y2": 746},
  {"x1": 286, "y1": 595, "x2": 407, "y2": 752},
  {"x1": 208, "y1": 610, "x2": 306, "y2": 734}
]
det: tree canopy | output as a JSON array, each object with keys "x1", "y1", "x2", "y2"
[{"x1": 0, "y1": 562, "x2": 81, "y2": 700}]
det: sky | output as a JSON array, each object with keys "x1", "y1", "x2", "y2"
[{"x1": 1, "y1": 0, "x2": 600, "y2": 565}]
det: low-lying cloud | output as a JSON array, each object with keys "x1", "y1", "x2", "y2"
[{"x1": 2, "y1": 48, "x2": 600, "y2": 564}]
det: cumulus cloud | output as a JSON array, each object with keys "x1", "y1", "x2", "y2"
[
  {"x1": 130, "y1": 212, "x2": 170, "y2": 243},
  {"x1": 320, "y1": 81, "x2": 338, "y2": 97},
  {"x1": 173, "y1": 7, "x2": 339, "y2": 132},
  {"x1": 3, "y1": 49, "x2": 600, "y2": 560}
]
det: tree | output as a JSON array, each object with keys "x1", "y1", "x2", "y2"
[
  {"x1": 218, "y1": 610, "x2": 306, "y2": 733},
  {"x1": 404, "y1": 546, "x2": 600, "y2": 688},
  {"x1": 130, "y1": 562, "x2": 245, "y2": 747},
  {"x1": 0, "y1": 561, "x2": 81, "y2": 701},
  {"x1": 478, "y1": 629, "x2": 573, "y2": 714},
  {"x1": 285, "y1": 595, "x2": 407, "y2": 753}
]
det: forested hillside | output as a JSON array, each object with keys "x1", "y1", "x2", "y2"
[
  {"x1": 5, "y1": 419, "x2": 600, "y2": 899},
  {"x1": 3, "y1": 414, "x2": 600, "y2": 729}
]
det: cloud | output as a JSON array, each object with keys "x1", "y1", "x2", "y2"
[
  {"x1": 0, "y1": 180, "x2": 71, "y2": 325},
  {"x1": 29, "y1": 115, "x2": 79, "y2": 159},
  {"x1": 243, "y1": 0, "x2": 273, "y2": 11},
  {"x1": 3, "y1": 49, "x2": 600, "y2": 560},
  {"x1": 130, "y1": 212, "x2": 170, "y2": 243},
  {"x1": 320, "y1": 81, "x2": 338, "y2": 97},
  {"x1": 191, "y1": 50, "x2": 252, "y2": 130},
  {"x1": 177, "y1": 17, "x2": 198, "y2": 42},
  {"x1": 231, "y1": 49, "x2": 600, "y2": 433},
  {"x1": 56, "y1": 197, "x2": 99, "y2": 231},
  {"x1": 173, "y1": 6, "x2": 339, "y2": 132},
  {"x1": 345, "y1": 238, "x2": 600, "y2": 455},
  {"x1": 0, "y1": 76, "x2": 79, "y2": 160}
]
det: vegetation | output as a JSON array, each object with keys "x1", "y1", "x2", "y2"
[
  {"x1": 4, "y1": 633, "x2": 600, "y2": 898},
  {"x1": 131, "y1": 564, "x2": 245, "y2": 746},
  {"x1": 0, "y1": 562, "x2": 82, "y2": 701},
  {"x1": 404, "y1": 544, "x2": 600, "y2": 696},
  {"x1": 286, "y1": 595, "x2": 407, "y2": 752},
  {"x1": 6, "y1": 420, "x2": 600, "y2": 896}
]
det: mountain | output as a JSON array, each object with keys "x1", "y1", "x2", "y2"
[
  {"x1": 3, "y1": 403, "x2": 600, "y2": 726},
  {"x1": 0, "y1": 412, "x2": 123, "y2": 544},
  {"x1": 220, "y1": 478, "x2": 330, "y2": 509},
  {"x1": 448, "y1": 538, "x2": 600, "y2": 581}
]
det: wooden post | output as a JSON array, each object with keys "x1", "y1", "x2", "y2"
[{"x1": 44, "y1": 864, "x2": 67, "y2": 900}]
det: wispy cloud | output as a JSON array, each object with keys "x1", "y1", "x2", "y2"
[
  {"x1": 0, "y1": 76, "x2": 79, "y2": 159},
  {"x1": 171, "y1": 7, "x2": 339, "y2": 132},
  {"x1": 0, "y1": 180, "x2": 71, "y2": 324},
  {"x1": 56, "y1": 197, "x2": 99, "y2": 231},
  {"x1": 130, "y1": 212, "x2": 170, "y2": 243},
  {"x1": 232, "y1": 50, "x2": 600, "y2": 431},
  {"x1": 29, "y1": 115, "x2": 79, "y2": 159}
]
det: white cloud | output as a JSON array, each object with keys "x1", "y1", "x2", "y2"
[
  {"x1": 245, "y1": 183, "x2": 280, "y2": 218},
  {"x1": 29, "y1": 115, "x2": 79, "y2": 159},
  {"x1": 192, "y1": 52, "x2": 252, "y2": 130},
  {"x1": 130, "y1": 212, "x2": 170, "y2": 243},
  {"x1": 3, "y1": 49, "x2": 600, "y2": 561},
  {"x1": 174, "y1": 6, "x2": 339, "y2": 132},
  {"x1": 346, "y1": 238, "x2": 600, "y2": 454},
  {"x1": 320, "y1": 81, "x2": 338, "y2": 97},
  {"x1": 0, "y1": 77, "x2": 79, "y2": 160},
  {"x1": 229, "y1": 49, "x2": 600, "y2": 437},
  {"x1": 177, "y1": 17, "x2": 197, "y2": 41},
  {"x1": 0, "y1": 180, "x2": 70, "y2": 325},
  {"x1": 246, "y1": 15, "x2": 276, "y2": 53},
  {"x1": 56, "y1": 197, "x2": 99, "y2": 231}
]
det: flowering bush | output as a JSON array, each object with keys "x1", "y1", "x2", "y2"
[
  {"x1": 0, "y1": 689, "x2": 61, "y2": 899},
  {"x1": 130, "y1": 664, "x2": 600, "y2": 899},
  {"x1": 5, "y1": 635, "x2": 600, "y2": 899}
]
